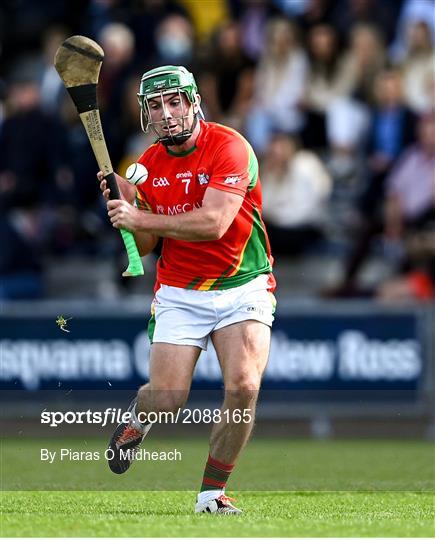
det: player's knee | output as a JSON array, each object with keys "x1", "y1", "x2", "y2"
[
  {"x1": 138, "y1": 384, "x2": 189, "y2": 413},
  {"x1": 226, "y1": 374, "x2": 260, "y2": 402},
  {"x1": 154, "y1": 389, "x2": 188, "y2": 413}
]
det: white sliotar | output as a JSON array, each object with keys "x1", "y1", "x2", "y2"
[{"x1": 126, "y1": 162, "x2": 148, "y2": 185}]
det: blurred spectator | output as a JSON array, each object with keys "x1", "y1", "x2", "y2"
[
  {"x1": 324, "y1": 24, "x2": 386, "y2": 182},
  {"x1": 383, "y1": 113, "x2": 435, "y2": 247},
  {"x1": 39, "y1": 26, "x2": 69, "y2": 115},
  {"x1": 0, "y1": 77, "x2": 72, "y2": 298},
  {"x1": 127, "y1": 0, "x2": 190, "y2": 67},
  {"x1": 0, "y1": 79, "x2": 72, "y2": 212},
  {"x1": 426, "y1": 74, "x2": 435, "y2": 113},
  {"x1": 178, "y1": 0, "x2": 229, "y2": 43},
  {"x1": 230, "y1": 0, "x2": 280, "y2": 62},
  {"x1": 295, "y1": 0, "x2": 337, "y2": 35},
  {"x1": 84, "y1": 0, "x2": 130, "y2": 40},
  {"x1": 199, "y1": 21, "x2": 255, "y2": 129},
  {"x1": 331, "y1": 0, "x2": 400, "y2": 45},
  {"x1": 390, "y1": 0, "x2": 435, "y2": 62},
  {"x1": 396, "y1": 20, "x2": 435, "y2": 114},
  {"x1": 98, "y1": 22, "x2": 135, "y2": 109},
  {"x1": 98, "y1": 22, "x2": 136, "y2": 167},
  {"x1": 376, "y1": 230, "x2": 435, "y2": 303},
  {"x1": 270, "y1": 0, "x2": 309, "y2": 17},
  {"x1": 152, "y1": 14, "x2": 194, "y2": 68},
  {"x1": 245, "y1": 18, "x2": 308, "y2": 154},
  {"x1": 0, "y1": 79, "x2": 5, "y2": 128},
  {"x1": 0, "y1": 0, "x2": 71, "y2": 76},
  {"x1": 261, "y1": 134, "x2": 332, "y2": 256},
  {"x1": 1, "y1": 0, "x2": 433, "y2": 299},
  {"x1": 342, "y1": 23, "x2": 386, "y2": 105},
  {"x1": 302, "y1": 24, "x2": 354, "y2": 149},
  {"x1": 376, "y1": 113, "x2": 435, "y2": 302},
  {"x1": 324, "y1": 96, "x2": 369, "y2": 183},
  {"x1": 0, "y1": 210, "x2": 44, "y2": 300},
  {"x1": 359, "y1": 69, "x2": 417, "y2": 214},
  {"x1": 58, "y1": 95, "x2": 112, "y2": 255},
  {"x1": 322, "y1": 68, "x2": 417, "y2": 296}
]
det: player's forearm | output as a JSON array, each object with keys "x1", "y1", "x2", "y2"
[
  {"x1": 136, "y1": 207, "x2": 224, "y2": 241},
  {"x1": 133, "y1": 230, "x2": 159, "y2": 256}
]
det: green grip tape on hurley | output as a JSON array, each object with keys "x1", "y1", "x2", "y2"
[
  {"x1": 120, "y1": 228, "x2": 144, "y2": 277},
  {"x1": 104, "y1": 172, "x2": 144, "y2": 277}
]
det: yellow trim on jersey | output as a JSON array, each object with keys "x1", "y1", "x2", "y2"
[
  {"x1": 198, "y1": 278, "x2": 217, "y2": 290},
  {"x1": 135, "y1": 190, "x2": 152, "y2": 211},
  {"x1": 227, "y1": 226, "x2": 252, "y2": 278}
]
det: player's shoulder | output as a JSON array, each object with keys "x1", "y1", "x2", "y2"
[
  {"x1": 204, "y1": 121, "x2": 249, "y2": 146},
  {"x1": 137, "y1": 140, "x2": 162, "y2": 165},
  {"x1": 202, "y1": 123, "x2": 254, "y2": 167}
]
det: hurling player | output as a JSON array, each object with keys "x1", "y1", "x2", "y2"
[{"x1": 99, "y1": 66, "x2": 276, "y2": 514}]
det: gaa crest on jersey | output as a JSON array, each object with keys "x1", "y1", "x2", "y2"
[
  {"x1": 152, "y1": 177, "x2": 170, "y2": 187},
  {"x1": 197, "y1": 168, "x2": 209, "y2": 185}
]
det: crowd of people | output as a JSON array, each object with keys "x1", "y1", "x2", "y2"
[{"x1": 0, "y1": 0, "x2": 434, "y2": 301}]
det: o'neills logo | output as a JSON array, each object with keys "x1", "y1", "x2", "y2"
[{"x1": 176, "y1": 171, "x2": 193, "y2": 179}]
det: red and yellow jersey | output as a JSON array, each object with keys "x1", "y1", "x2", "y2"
[{"x1": 135, "y1": 121, "x2": 275, "y2": 291}]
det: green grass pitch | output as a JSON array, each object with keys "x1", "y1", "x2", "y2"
[{"x1": 1, "y1": 437, "x2": 434, "y2": 537}]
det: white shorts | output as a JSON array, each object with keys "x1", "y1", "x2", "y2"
[{"x1": 148, "y1": 274, "x2": 276, "y2": 350}]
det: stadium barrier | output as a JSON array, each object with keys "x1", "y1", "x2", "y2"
[{"x1": 1, "y1": 298, "x2": 434, "y2": 435}]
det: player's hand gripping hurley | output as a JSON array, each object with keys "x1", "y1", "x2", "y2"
[{"x1": 54, "y1": 35, "x2": 143, "y2": 277}]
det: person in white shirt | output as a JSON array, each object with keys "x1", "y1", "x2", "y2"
[
  {"x1": 261, "y1": 133, "x2": 332, "y2": 255},
  {"x1": 245, "y1": 18, "x2": 308, "y2": 154}
]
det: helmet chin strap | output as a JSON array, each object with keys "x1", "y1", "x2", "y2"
[{"x1": 160, "y1": 113, "x2": 199, "y2": 147}]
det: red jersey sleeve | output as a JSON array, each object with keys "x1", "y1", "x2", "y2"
[{"x1": 208, "y1": 135, "x2": 251, "y2": 197}]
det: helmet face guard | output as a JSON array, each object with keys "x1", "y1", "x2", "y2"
[{"x1": 137, "y1": 65, "x2": 202, "y2": 146}]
